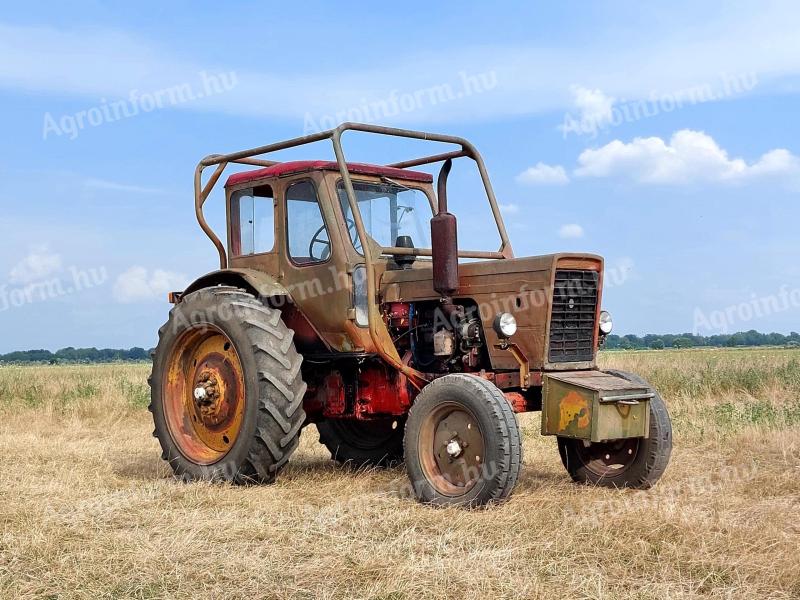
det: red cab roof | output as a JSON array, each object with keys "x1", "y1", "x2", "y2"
[{"x1": 225, "y1": 160, "x2": 433, "y2": 187}]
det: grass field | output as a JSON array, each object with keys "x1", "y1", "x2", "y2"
[{"x1": 1, "y1": 348, "x2": 799, "y2": 599}]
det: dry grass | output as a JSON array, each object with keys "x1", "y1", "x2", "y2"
[{"x1": 1, "y1": 349, "x2": 799, "y2": 599}]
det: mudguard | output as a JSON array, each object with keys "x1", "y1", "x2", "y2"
[{"x1": 183, "y1": 268, "x2": 291, "y2": 300}]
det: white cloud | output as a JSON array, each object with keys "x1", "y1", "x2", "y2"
[
  {"x1": 499, "y1": 203, "x2": 520, "y2": 214},
  {"x1": 558, "y1": 224, "x2": 585, "y2": 239},
  {"x1": 113, "y1": 267, "x2": 188, "y2": 303},
  {"x1": 9, "y1": 246, "x2": 62, "y2": 283},
  {"x1": 2, "y1": 8, "x2": 800, "y2": 125},
  {"x1": 574, "y1": 129, "x2": 800, "y2": 185},
  {"x1": 568, "y1": 85, "x2": 615, "y2": 130},
  {"x1": 516, "y1": 162, "x2": 570, "y2": 186},
  {"x1": 83, "y1": 178, "x2": 165, "y2": 195}
]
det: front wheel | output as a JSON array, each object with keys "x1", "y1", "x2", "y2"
[
  {"x1": 404, "y1": 374, "x2": 522, "y2": 507},
  {"x1": 558, "y1": 370, "x2": 672, "y2": 488}
]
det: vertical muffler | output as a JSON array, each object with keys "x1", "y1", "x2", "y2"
[{"x1": 431, "y1": 159, "x2": 458, "y2": 299}]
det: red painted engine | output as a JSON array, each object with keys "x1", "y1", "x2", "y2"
[{"x1": 309, "y1": 362, "x2": 412, "y2": 420}]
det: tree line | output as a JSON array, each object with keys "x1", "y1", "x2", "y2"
[
  {"x1": 1, "y1": 329, "x2": 798, "y2": 363},
  {"x1": 0, "y1": 347, "x2": 153, "y2": 364},
  {"x1": 604, "y1": 330, "x2": 800, "y2": 350}
]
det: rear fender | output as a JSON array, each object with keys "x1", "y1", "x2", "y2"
[{"x1": 183, "y1": 268, "x2": 291, "y2": 303}]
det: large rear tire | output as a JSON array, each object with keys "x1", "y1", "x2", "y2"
[
  {"x1": 318, "y1": 418, "x2": 405, "y2": 467},
  {"x1": 149, "y1": 286, "x2": 306, "y2": 484},
  {"x1": 404, "y1": 374, "x2": 522, "y2": 507},
  {"x1": 558, "y1": 370, "x2": 672, "y2": 489}
]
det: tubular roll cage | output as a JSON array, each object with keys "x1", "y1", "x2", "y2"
[{"x1": 194, "y1": 122, "x2": 515, "y2": 386}]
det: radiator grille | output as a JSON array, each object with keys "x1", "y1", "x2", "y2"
[{"x1": 548, "y1": 269, "x2": 599, "y2": 363}]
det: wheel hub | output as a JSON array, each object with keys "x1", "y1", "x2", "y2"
[
  {"x1": 193, "y1": 369, "x2": 226, "y2": 426},
  {"x1": 445, "y1": 439, "x2": 464, "y2": 459},
  {"x1": 418, "y1": 403, "x2": 486, "y2": 496}
]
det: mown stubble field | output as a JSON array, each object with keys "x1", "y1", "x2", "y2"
[{"x1": 1, "y1": 348, "x2": 799, "y2": 599}]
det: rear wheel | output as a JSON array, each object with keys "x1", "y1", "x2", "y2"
[
  {"x1": 149, "y1": 286, "x2": 306, "y2": 483},
  {"x1": 317, "y1": 418, "x2": 405, "y2": 467},
  {"x1": 557, "y1": 370, "x2": 672, "y2": 488},
  {"x1": 404, "y1": 374, "x2": 522, "y2": 507}
]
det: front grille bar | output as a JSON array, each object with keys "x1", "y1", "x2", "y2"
[{"x1": 548, "y1": 269, "x2": 599, "y2": 362}]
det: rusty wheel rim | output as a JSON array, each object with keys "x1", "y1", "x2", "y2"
[
  {"x1": 575, "y1": 438, "x2": 640, "y2": 478},
  {"x1": 418, "y1": 402, "x2": 485, "y2": 496},
  {"x1": 163, "y1": 326, "x2": 245, "y2": 465}
]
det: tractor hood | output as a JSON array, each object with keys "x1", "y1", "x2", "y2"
[{"x1": 380, "y1": 253, "x2": 604, "y2": 371}]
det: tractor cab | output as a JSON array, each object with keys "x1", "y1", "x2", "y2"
[{"x1": 221, "y1": 161, "x2": 438, "y2": 354}]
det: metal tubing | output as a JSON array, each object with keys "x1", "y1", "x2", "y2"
[
  {"x1": 335, "y1": 123, "x2": 513, "y2": 258},
  {"x1": 387, "y1": 149, "x2": 466, "y2": 169},
  {"x1": 199, "y1": 129, "x2": 334, "y2": 167},
  {"x1": 331, "y1": 131, "x2": 426, "y2": 388},
  {"x1": 436, "y1": 159, "x2": 453, "y2": 213},
  {"x1": 194, "y1": 162, "x2": 228, "y2": 269},
  {"x1": 380, "y1": 247, "x2": 503, "y2": 259}
]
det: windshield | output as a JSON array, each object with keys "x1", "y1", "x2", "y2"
[{"x1": 337, "y1": 181, "x2": 433, "y2": 254}]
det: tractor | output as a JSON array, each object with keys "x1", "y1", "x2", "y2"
[{"x1": 149, "y1": 123, "x2": 672, "y2": 507}]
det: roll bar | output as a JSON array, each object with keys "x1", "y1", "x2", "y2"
[{"x1": 194, "y1": 122, "x2": 513, "y2": 270}]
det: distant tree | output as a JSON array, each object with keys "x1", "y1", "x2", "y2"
[
  {"x1": 672, "y1": 337, "x2": 693, "y2": 348},
  {"x1": 650, "y1": 339, "x2": 665, "y2": 350},
  {"x1": 128, "y1": 347, "x2": 148, "y2": 360}
]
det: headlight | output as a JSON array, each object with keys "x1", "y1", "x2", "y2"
[
  {"x1": 493, "y1": 312, "x2": 517, "y2": 338},
  {"x1": 599, "y1": 310, "x2": 613, "y2": 334}
]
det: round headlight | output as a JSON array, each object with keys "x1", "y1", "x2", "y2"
[
  {"x1": 493, "y1": 312, "x2": 517, "y2": 338},
  {"x1": 599, "y1": 310, "x2": 613, "y2": 334}
]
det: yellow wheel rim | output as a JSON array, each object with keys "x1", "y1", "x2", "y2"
[{"x1": 164, "y1": 326, "x2": 245, "y2": 465}]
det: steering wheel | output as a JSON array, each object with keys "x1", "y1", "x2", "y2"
[
  {"x1": 308, "y1": 225, "x2": 331, "y2": 261},
  {"x1": 308, "y1": 218, "x2": 362, "y2": 260}
]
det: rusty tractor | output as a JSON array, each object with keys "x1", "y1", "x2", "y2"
[{"x1": 149, "y1": 123, "x2": 672, "y2": 507}]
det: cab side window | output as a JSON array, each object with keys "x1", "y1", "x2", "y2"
[
  {"x1": 232, "y1": 185, "x2": 274, "y2": 255},
  {"x1": 286, "y1": 180, "x2": 330, "y2": 264}
]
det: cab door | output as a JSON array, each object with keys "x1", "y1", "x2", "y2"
[{"x1": 279, "y1": 175, "x2": 360, "y2": 352}]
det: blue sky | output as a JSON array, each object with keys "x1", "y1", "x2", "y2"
[{"x1": 1, "y1": 1, "x2": 799, "y2": 352}]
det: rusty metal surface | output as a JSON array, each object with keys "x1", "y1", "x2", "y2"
[
  {"x1": 381, "y1": 253, "x2": 603, "y2": 371},
  {"x1": 542, "y1": 371, "x2": 651, "y2": 442},
  {"x1": 164, "y1": 326, "x2": 245, "y2": 465},
  {"x1": 431, "y1": 159, "x2": 459, "y2": 298},
  {"x1": 546, "y1": 370, "x2": 650, "y2": 392},
  {"x1": 418, "y1": 401, "x2": 485, "y2": 496},
  {"x1": 183, "y1": 268, "x2": 289, "y2": 298}
]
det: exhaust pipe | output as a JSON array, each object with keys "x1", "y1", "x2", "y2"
[{"x1": 431, "y1": 159, "x2": 458, "y2": 299}]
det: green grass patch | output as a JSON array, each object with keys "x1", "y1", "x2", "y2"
[
  {"x1": 119, "y1": 378, "x2": 151, "y2": 408},
  {"x1": 712, "y1": 399, "x2": 800, "y2": 430}
]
